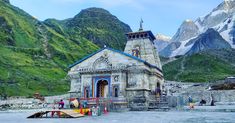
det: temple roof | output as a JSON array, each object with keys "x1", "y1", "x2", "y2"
[
  {"x1": 68, "y1": 47, "x2": 162, "y2": 73},
  {"x1": 126, "y1": 30, "x2": 156, "y2": 41}
]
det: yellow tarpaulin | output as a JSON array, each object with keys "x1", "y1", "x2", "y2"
[{"x1": 71, "y1": 99, "x2": 79, "y2": 108}]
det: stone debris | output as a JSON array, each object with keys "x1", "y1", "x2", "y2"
[
  {"x1": 164, "y1": 81, "x2": 235, "y2": 107},
  {"x1": 0, "y1": 94, "x2": 70, "y2": 110}
]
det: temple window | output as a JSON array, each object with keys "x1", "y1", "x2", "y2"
[
  {"x1": 113, "y1": 85, "x2": 119, "y2": 97},
  {"x1": 137, "y1": 34, "x2": 139, "y2": 38},
  {"x1": 84, "y1": 87, "x2": 90, "y2": 98},
  {"x1": 132, "y1": 49, "x2": 139, "y2": 57},
  {"x1": 144, "y1": 33, "x2": 147, "y2": 37},
  {"x1": 114, "y1": 88, "x2": 118, "y2": 97},
  {"x1": 132, "y1": 45, "x2": 140, "y2": 57}
]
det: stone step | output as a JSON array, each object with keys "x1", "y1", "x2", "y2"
[
  {"x1": 149, "y1": 102, "x2": 168, "y2": 105},
  {"x1": 149, "y1": 104, "x2": 168, "y2": 108},
  {"x1": 148, "y1": 107, "x2": 170, "y2": 111},
  {"x1": 148, "y1": 106, "x2": 169, "y2": 108},
  {"x1": 149, "y1": 100, "x2": 168, "y2": 102},
  {"x1": 149, "y1": 99, "x2": 167, "y2": 102}
]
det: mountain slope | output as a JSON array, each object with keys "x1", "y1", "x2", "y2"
[
  {"x1": 45, "y1": 7, "x2": 132, "y2": 50},
  {"x1": 163, "y1": 49, "x2": 235, "y2": 82},
  {"x1": 0, "y1": 0, "x2": 100, "y2": 96},
  {"x1": 0, "y1": 1, "x2": 130, "y2": 96}
]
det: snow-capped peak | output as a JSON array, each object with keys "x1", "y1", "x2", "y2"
[
  {"x1": 185, "y1": 19, "x2": 193, "y2": 23},
  {"x1": 160, "y1": 0, "x2": 235, "y2": 57},
  {"x1": 215, "y1": 0, "x2": 235, "y2": 11},
  {"x1": 155, "y1": 34, "x2": 171, "y2": 42},
  {"x1": 170, "y1": 19, "x2": 199, "y2": 42},
  {"x1": 224, "y1": 0, "x2": 235, "y2": 2}
]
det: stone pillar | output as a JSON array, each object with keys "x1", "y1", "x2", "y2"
[
  {"x1": 126, "y1": 88, "x2": 150, "y2": 111},
  {"x1": 68, "y1": 73, "x2": 81, "y2": 98}
]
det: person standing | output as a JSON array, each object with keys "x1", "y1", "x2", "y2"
[
  {"x1": 58, "y1": 99, "x2": 64, "y2": 109},
  {"x1": 155, "y1": 87, "x2": 161, "y2": 97},
  {"x1": 188, "y1": 96, "x2": 194, "y2": 109},
  {"x1": 210, "y1": 94, "x2": 215, "y2": 106}
]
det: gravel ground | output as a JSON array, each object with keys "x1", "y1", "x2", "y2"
[{"x1": 0, "y1": 110, "x2": 234, "y2": 123}]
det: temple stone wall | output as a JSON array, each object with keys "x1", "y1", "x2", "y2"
[
  {"x1": 126, "y1": 89, "x2": 150, "y2": 111},
  {"x1": 124, "y1": 38, "x2": 161, "y2": 69},
  {"x1": 119, "y1": 72, "x2": 127, "y2": 97},
  {"x1": 111, "y1": 72, "x2": 125, "y2": 97},
  {"x1": 70, "y1": 79, "x2": 81, "y2": 93}
]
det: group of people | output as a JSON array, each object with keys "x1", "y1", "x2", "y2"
[
  {"x1": 56, "y1": 94, "x2": 217, "y2": 110},
  {"x1": 188, "y1": 94, "x2": 215, "y2": 109}
]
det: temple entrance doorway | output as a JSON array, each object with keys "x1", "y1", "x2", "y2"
[
  {"x1": 96, "y1": 80, "x2": 108, "y2": 98},
  {"x1": 156, "y1": 82, "x2": 161, "y2": 96},
  {"x1": 157, "y1": 82, "x2": 160, "y2": 88}
]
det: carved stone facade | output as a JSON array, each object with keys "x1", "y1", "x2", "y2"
[{"x1": 68, "y1": 29, "x2": 164, "y2": 110}]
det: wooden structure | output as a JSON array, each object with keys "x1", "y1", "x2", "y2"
[
  {"x1": 33, "y1": 93, "x2": 45, "y2": 101},
  {"x1": 27, "y1": 110, "x2": 84, "y2": 118}
]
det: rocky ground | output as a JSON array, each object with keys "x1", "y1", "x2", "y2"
[
  {"x1": 0, "y1": 94, "x2": 70, "y2": 110},
  {"x1": 165, "y1": 81, "x2": 235, "y2": 106}
]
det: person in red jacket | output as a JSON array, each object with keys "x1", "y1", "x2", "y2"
[{"x1": 58, "y1": 99, "x2": 64, "y2": 109}]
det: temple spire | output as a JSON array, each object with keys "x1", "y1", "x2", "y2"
[{"x1": 139, "y1": 18, "x2": 144, "y2": 31}]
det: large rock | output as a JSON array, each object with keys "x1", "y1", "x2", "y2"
[{"x1": 186, "y1": 28, "x2": 231, "y2": 55}]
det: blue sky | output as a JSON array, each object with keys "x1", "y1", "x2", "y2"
[{"x1": 10, "y1": 0, "x2": 223, "y2": 37}]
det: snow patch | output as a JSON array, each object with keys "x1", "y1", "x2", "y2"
[
  {"x1": 214, "y1": 15, "x2": 235, "y2": 48},
  {"x1": 195, "y1": 20, "x2": 204, "y2": 32},
  {"x1": 185, "y1": 19, "x2": 193, "y2": 23},
  {"x1": 210, "y1": 10, "x2": 227, "y2": 17},
  {"x1": 225, "y1": 0, "x2": 234, "y2": 1},
  {"x1": 170, "y1": 37, "x2": 197, "y2": 57},
  {"x1": 155, "y1": 34, "x2": 171, "y2": 41}
]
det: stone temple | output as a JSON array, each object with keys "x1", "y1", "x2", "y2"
[{"x1": 68, "y1": 24, "x2": 164, "y2": 110}]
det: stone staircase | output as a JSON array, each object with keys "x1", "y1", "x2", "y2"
[{"x1": 148, "y1": 95, "x2": 170, "y2": 111}]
